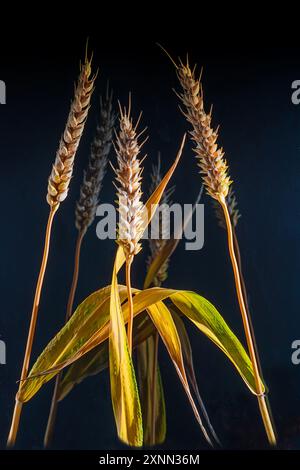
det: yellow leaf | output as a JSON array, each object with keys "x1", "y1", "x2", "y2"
[
  {"x1": 109, "y1": 256, "x2": 143, "y2": 446},
  {"x1": 146, "y1": 301, "x2": 213, "y2": 446},
  {"x1": 58, "y1": 313, "x2": 154, "y2": 402},
  {"x1": 21, "y1": 287, "x2": 263, "y2": 408}
]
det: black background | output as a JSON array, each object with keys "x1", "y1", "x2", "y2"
[{"x1": 0, "y1": 11, "x2": 300, "y2": 451}]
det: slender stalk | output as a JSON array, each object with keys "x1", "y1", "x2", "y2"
[
  {"x1": 150, "y1": 331, "x2": 159, "y2": 445},
  {"x1": 232, "y1": 225, "x2": 276, "y2": 435},
  {"x1": 218, "y1": 195, "x2": 276, "y2": 445},
  {"x1": 7, "y1": 205, "x2": 58, "y2": 447},
  {"x1": 44, "y1": 230, "x2": 85, "y2": 448},
  {"x1": 125, "y1": 257, "x2": 134, "y2": 355},
  {"x1": 232, "y1": 227, "x2": 263, "y2": 377},
  {"x1": 66, "y1": 231, "x2": 85, "y2": 322}
]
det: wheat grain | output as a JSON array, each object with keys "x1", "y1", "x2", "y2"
[
  {"x1": 75, "y1": 87, "x2": 115, "y2": 233},
  {"x1": 114, "y1": 101, "x2": 145, "y2": 259},
  {"x1": 47, "y1": 57, "x2": 96, "y2": 208},
  {"x1": 176, "y1": 60, "x2": 231, "y2": 201}
]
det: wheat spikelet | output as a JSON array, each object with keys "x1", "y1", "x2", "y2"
[
  {"x1": 47, "y1": 57, "x2": 96, "y2": 208},
  {"x1": 75, "y1": 87, "x2": 115, "y2": 233},
  {"x1": 147, "y1": 154, "x2": 174, "y2": 286},
  {"x1": 114, "y1": 101, "x2": 145, "y2": 259},
  {"x1": 176, "y1": 60, "x2": 231, "y2": 201},
  {"x1": 213, "y1": 187, "x2": 241, "y2": 229}
]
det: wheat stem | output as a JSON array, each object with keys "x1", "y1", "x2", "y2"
[
  {"x1": 219, "y1": 195, "x2": 276, "y2": 446},
  {"x1": 44, "y1": 230, "x2": 85, "y2": 448},
  {"x1": 150, "y1": 331, "x2": 159, "y2": 445},
  {"x1": 66, "y1": 231, "x2": 85, "y2": 321},
  {"x1": 7, "y1": 205, "x2": 58, "y2": 447},
  {"x1": 43, "y1": 372, "x2": 61, "y2": 448},
  {"x1": 44, "y1": 89, "x2": 113, "y2": 447},
  {"x1": 125, "y1": 256, "x2": 134, "y2": 355}
]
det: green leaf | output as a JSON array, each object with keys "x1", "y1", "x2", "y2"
[{"x1": 169, "y1": 291, "x2": 264, "y2": 395}]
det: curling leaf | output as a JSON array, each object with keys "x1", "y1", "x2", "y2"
[
  {"x1": 20, "y1": 287, "x2": 263, "y2": 403},
  {"x1": 169, "y1": 291, "x2": 264, "y2": 395},
  {"x1": 171, "y1": 307, "x2": 220, "y2": 445}
]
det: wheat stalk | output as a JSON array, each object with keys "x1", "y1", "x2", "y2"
[
  {"x1": 174, "y1": 56, "x2": 276, "y2": 446},
  {"x1": 213, "y1": 187, "x2": 241, "y2": 229},
  {"x1": 43, "y1": 88, "x2": 114, "y2": 448},
  {"x1": 113, "y1": 97, "x2": 146, "y2": 354},
  {"x1": 7, "y1": 55, "x2": 96, "y2": 448}
]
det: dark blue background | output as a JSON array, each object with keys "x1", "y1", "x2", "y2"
[{"x1": 0, "y1": 22, "x2": 300, "y2": 450}]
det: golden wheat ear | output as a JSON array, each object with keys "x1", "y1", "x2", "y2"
[
  {"x1": 113, "y1": 97, "x2": 146, "y2": 353},
  {"x1": 174, "y1": 56, "x2": 276, "y2": 446},
  {"x1": 47, "y1": 60, "x2": 97, "y2": 207},
  {"x1": 7, "y1": 54, "x2": 96, "y2": 449},
  {"x1": 176, "y1": 62, "x2": 232, "y2": 200}
]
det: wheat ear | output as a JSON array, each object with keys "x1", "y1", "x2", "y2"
[
  {"x1": 114, "y1": 98, "x2": 145, "y2": 354},
  {"x1": 44, "y1": 88, "x2": 114, "y2": 448},
  {"x1": 7, "y1": 56, "x2": 96, "y2": 448},
  {"x1": 176, "y1": 58, "x2": 276, "y2": 446}
]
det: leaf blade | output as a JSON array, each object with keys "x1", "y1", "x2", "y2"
[
  {"x1": 170, "y1": 291, "x2": 264, "y2": 394},
  {"x1": 109, "y1": 257, "x2": 143, "y2": 446}
]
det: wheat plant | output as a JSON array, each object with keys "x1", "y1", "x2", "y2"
[
  {"x1": 7, "y1": 54, "x2": 96, "y2": 448},
  {"x1": 173, "y1": 54, "x2": 276, "y2": 445},
  {"x1": 44, "y1": 87, "x2": 115, "y2": 447}
]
